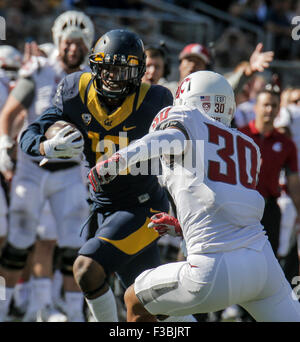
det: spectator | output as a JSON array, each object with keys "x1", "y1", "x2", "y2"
[
  {"x1": 142, "y1": 42, "x2": 171, "y2": 87},
  {"x1": 163, "y1": 42, "x2": 211, "y2": 96},
  {"x1": 275, "y1": 88, "x2": 300, "y2": 278},
  {"x1": 164, "y1": 42, "x2": 273, "y2": 99},
  {"x1": 239, "y1": 85, "x2": 300, "y2": 257},
  {"x1": 233, "y1": 74, "x2": 266, "y2": 128}
]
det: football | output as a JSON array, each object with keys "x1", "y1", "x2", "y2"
[
  {"x1": 40, "y1": 120, "x2": 83, "y2": 166},
  {"x1": 45, "y1": 120, "x2": 82, "y2": 141}
]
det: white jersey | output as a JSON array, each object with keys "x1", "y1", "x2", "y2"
[
  {"x1": 275, "y1": 104, "x2": 300, "y2": 174},
  {"x1": 18, "y1": 56, "x2": 89, "y2": 164},
  {"x1": 151, "y1": 105, "x2": 267, "y2": 254},
  {"x1": 0, "y1": 69, "x2": 11, "y2": 110},
  {"x1": 19, "y1": 56, "x2": 64, "y2": 127}
]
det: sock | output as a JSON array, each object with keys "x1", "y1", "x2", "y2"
[
  {"x1": 23, "y1": 281, "x2": 39, "y2": 322},
  {"x1": 159, "y1": 314, "x2": 197, "y2": 322},
  {"x1": 64, "y1": 291, "x2": 84, "y2": 321},
  {"x1": 51, "y1": 270, "x2": 63, "y2": 306},
  {"x1": 14, "y1": 280, "x2": 31, "y2": 311},
  {"x1": 0, "y1": 287, "x2": 14, "y2": 321},
  {"x1": 32, "y1": 278, "x2": 52, "y2": 311},
  {"x1": 85, "y1": 287, "x2": 118, "y2": 322}
]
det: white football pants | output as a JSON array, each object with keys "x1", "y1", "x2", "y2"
[
  {"x1": 7, "y1": 155, "x2": 89, "y2": 249},
  {"x1": 135, "y1": 241, "x2": 300, "y2": 322},
  {"x1": 0, "y1": 183, "x2": 8, "y2": 237}
]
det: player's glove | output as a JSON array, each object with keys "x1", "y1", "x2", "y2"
[
  {"x1": 88, "y1": 153, "x2": 126, "y2": 192},
  {"x1": 42, "y1": 125, "x2": 84, "y2": 159},
  {"x1": 0, "y1": 134, "x2": 15, "y2": 172},
  {"x1": 148, "y1": 212, "x2": 183, "y2": 237}
]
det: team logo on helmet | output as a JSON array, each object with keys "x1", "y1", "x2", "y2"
[
  {"x1": 175, "y1": 77, "x2": 191, "y2": 100},
  {"x1": 202, "y1": 102, "x2": 211, "y2": 113}
]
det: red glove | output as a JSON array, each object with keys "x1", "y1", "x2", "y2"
[
  {"x1": 88, "y1": 153, "x2": 125, "y2": 192},
  {"x1": 148, "y1": 212, "x2": 183, "y2": 237}
]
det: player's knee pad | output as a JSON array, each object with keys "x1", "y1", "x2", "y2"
[
  {"x1": 0, "y1": 243, "x2": 33, "y2": 270},
  {"x1": 59, "y1": 247, "x2": 80, "y2": 276}
]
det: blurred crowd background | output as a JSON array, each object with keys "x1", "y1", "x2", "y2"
[{"x1": 1, "y1": 0, "x2": 300, "y2": 86}]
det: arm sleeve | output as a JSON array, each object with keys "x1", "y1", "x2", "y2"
[
  {"x1": 226, "y1": 69, "x2": 250, "y2": 95},
  {"x1": 117, "y1": 128, "x2": 186, "y2": 171},
  {"x1": 10, "y1": 78, "x2": 35, "y2": 109}
]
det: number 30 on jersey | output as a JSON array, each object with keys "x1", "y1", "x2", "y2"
[{"x1": 206, "y1": 123, "x2": 259, "y2": 189}]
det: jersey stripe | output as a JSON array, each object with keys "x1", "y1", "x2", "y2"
[
  {"x1": 79, "y1": 73, "x2": 151, "y2": 130},
  {"x1": 97, "y1": 217, "x2": 159, "y2": 255}
]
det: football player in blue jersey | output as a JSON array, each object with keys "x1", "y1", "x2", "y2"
[{"x1": 19, "y1": 29, "x2": 195, "y2": 322}]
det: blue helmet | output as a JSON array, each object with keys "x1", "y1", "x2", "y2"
[{"x1": 89, "y1": 29, "x2": 146, "y2": 99}]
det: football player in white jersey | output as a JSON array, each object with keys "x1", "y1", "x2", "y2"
[
  {"x1": 0, "y1": 11, "x2": 93, "y2": 322},
  {"x1": 89, "y1": 71, "x2": 300, "y2": 322},
  {"x1": 0, "y1": 45, "x2": 23, "y2": 248},
  {"x1": 0, "y1": 45, "x2": 36, "y2": 320}
]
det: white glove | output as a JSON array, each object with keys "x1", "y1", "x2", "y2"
[
  {"x1": 43, "y1": 125, "x2": 84, "y2": 159},
  {"x1": 0, "y1": 134, "x2": 15, "y2": 172}
]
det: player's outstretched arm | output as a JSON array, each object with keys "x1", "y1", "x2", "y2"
[{"x1": 88, "y1": 128, "x2": 186, "y2": 192}]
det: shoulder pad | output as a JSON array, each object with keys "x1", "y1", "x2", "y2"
[
  {"x1": 80, "y1": 64, "x2": 91, "y2": 73},
  {"x1": 57, "y1": 71, "x2": 83, "y2": 101},
  {"x1": 150, "y1": 105, "x2": 190, "y2": 139},
  {"x1": 151, "y1": 106, "x2": 177, "y2": 131}
]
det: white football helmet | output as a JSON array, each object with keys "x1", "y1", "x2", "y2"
[
  {"x1": 0, "y1": 45, "x2": 22, "y2": 70},
  {"x1": 174, "y1": 71, "x2": 236, "y2": 126},
  {"x1": 52, "y1": 10, "x2": 95, "y2": 50}
]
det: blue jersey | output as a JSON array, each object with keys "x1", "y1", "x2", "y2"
[{"x1": 20, "y1": 71, "x2": 173, "y2": 210}]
